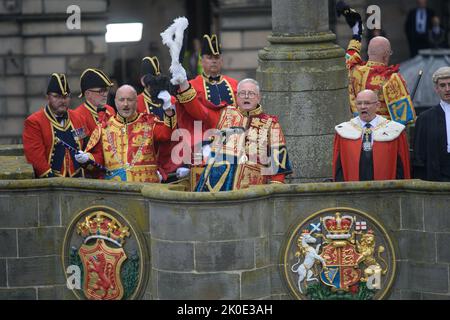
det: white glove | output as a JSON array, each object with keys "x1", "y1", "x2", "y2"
[
  {"x1": 169, "y1": 63, "x2": 187, "y2": 85},
  {"x1": 158, "y1": 90, "x2": 174, "y2": 111},
  {"x1": 176, "y1": 167, "x2": 190, "y2": 179},
  {"x1": 75, "y1": 151, "x2": 90, "y2": 164},
  {"x1": 157, "y1": 170, "x2": 163, "y2": 182}
]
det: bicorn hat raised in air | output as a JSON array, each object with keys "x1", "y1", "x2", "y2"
[
  {"x1": 79, "y1": 68, "x2": 113, "y2": 97},
  {"x1": 141, "y1": 56, "x2": 161, "y2": 78},
  {"x1": 201, "y1": 34, "x2": 221, "y2": 56},
  {"x1": 47, "y1": 73, "x2": 70, "y2": 95}
]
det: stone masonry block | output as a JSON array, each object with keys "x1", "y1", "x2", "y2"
[
  {"x1": 22, "y1": 0, "x2": 43, "y2": 14},
  {"x1": 156, "y1": 270, "x2": 240, "y2": 299},
  {"x1": 422, "y1": 293, "x2": 450, "y2": 300},
  {"x1": 25, "y1": 77, "x2": 49, "y2": 96},
  {"x1": 437, "y1": 233, "x2": 450, "y2": 264},
  {"x1": 0, "y1": 37, "x2": 22, "y2": 55},
  {"x1": 0, "y1": 195, "x2": 39, "y2": 228},
  {"x1": 255, "y1": 237, "x2": 270, "y2": 268},
  {"x1": 0, "y1": 22, "x2": 20, "y2": 36},
  {"x1": 150, "y1": 239, "x2": 194, "y2": 272},
  {"x1": 45, "y1": 36, "x2": 86, "y2": 55},
  {"x1": 38, "y1": 191, "x2": 61, "y2": 227},
  {"x1": 25, "y1": 57, "x2": 66, "y2": 75},
  {"x1": 400, "y1": 195, "x2": 424, "y2": 231},
  {"x1": 44, "y1": 0, "x2": 107, "y2": 13},
  {"x1": 241, "y1": 267, "x2": 271, "y2": 299},
  {"x1": 396, "y1": 230, "x2": 436, "y2": 263},
  {"x1": 223, "y1": 50, "x2": 259, "y2": 69},
  {"x1": 18, "y1": 227, "x2": 65, "y2": 257},
  {"x1": 22, "y1": 21, "x2": 107, "y2": 36},
  {"x1": 0, "y1": 229, "x2": 17, "y2": 258},
  {"x1": 0, "y1": 118, "x2": 25, "y2": 136},
  {"x1": 6, "y1": 97, "x2": 27, "y2": 116},
  {"x1": 0, "y1": 259, "x2": 6, "y2": 286},
  {"x1": 195, "y1": 239, "x2": 255, "y2": 272},
  {"x1": 221, "y1": 31, "x2": 242, "y2": 49},
  {"x1": 0, "y1": 288, "x2": 36, "y2": 300},
  {"x1": 150, "y1": 202, "x2": 264, "y2": 241},
  {"x1": 424, "y1": 196, "x2": 450, "y2": 232},
  {"x1": 0, "y1": 76, "x2": 25, "y2": 95},
  {"x1": 27, "y1": 98, "x2": 47, "y2": 114},
  {"x1": 24, "y1": 38, "x2": 45, "y2": 55},
  {"x1": 243, "y1": 30, "x2": 270, "y2": 49},
  {"x1": 408, "y1": 262, "x2": 448, "y2": 293},
  {"x1": 8, "y1": 256, "x2": 65, "y2": 287}
]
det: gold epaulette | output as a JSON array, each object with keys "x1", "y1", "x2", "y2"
[
  {"x1": 347, "y1": 39, "x2": 361, "y2": 53},
  {"x1": 176, "y1": 85, "x2": 196, "y2": 104}
]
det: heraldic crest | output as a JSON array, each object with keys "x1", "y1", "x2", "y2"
[
  {"x1": 62, "y1": 206, "x2": 146, "y2": 300},
  {"x1": 283, "y1": 207, "x2": 396, "y2": 300}
]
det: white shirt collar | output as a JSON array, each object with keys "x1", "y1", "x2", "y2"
[
  {"x1": 440, "y1": 100, "x2": 450, "y2": 112},
  {"x1": 358, "y1": 115, "x2": 379, "y2": 128}
]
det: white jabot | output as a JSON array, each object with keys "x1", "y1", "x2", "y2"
[{"x1": 440, "y1": 100, "x2": 450, "y2": 153}]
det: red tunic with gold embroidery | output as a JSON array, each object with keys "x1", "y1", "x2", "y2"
[
  {"x1": 23, "y1": 107, "x2": 86, "y2": 178},
  {"x1": 346, "y1": 39, "x2": 414, "y2": 121},
  {"x1": 85, "y1": 112, "x2": 172, "y2": 182},
  {"x1": 176, "y1": 74, "x2": 238, "y2": 165},
  {"x1": 136, "y1": 90, "x2": 179, "y2": 178},
  {"x1": 73, "y1": 101, "x2": 116, "y2": 136}
]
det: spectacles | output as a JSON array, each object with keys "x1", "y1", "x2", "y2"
[
  {"x1": 238, "y1": 91, "x2": 257, "y2": 98},
  {"x1": 88, "y1": 88, "x2": 109, "y2": 95},
  {"x1": 356, "y1": 100, "x2": 378, "y2": 106},
  {"x1": 48, "y1": 93, "x2": 71, "y2": 99}
]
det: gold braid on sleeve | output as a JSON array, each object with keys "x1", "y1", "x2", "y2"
[{"x1": 176, "y1": 84, "x2": 197, "y2": 104}]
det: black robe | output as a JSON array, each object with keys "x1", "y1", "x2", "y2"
[{"x1": 413, "y1": 104, "x2": 450, "y2": 181}]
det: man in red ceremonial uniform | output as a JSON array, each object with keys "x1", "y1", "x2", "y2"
[
  {"x1": 175, "y1": 34, "x2": 238, "y2": 165},
  {"x1": 175, "y1": 77, "x2": 292, "y2": 191},
  {"x1": 333, "y1": 89, "x2": 411, "y2": 181},
  {"x1": 136, "y1": 56, "x2": 181, "y2": 182},
  {"x1": 23, "y1": 73, "x2": 87, "y2": 178},
  {"x1": 73, "y1": 68, "x2": 116, "y2": 136},
  {"x1": 337, "y1": 1, "x2": 415, "y2": 125},
  {"x1": 75, "y1": 85, "x2": 174, "y2": 183}
]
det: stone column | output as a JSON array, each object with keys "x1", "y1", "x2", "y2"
[{"x1": 257, "y1": 0, "x2": 349, "y2": 182}]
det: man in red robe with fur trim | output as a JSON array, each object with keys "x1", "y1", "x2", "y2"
[
  {"x1": 23, "y1": 73, "x2": 87, "y2": 178},
  {"x1": 333, "y1": 90, "x2": 411, "y2": 181}
]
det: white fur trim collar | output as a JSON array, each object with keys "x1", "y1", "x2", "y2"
[{"x1": 335, "y1": 116, "x2": 405, "y2": 141}]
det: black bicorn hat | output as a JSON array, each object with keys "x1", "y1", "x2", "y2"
[
  {"x1": 201, "y1": 34, "x2": 221, "y2": 56},
  {"x1": 79, "y1": 68, "x2": 113, "y2": 97},
  {"x1": 47, "y1": 73, "x2": 70, "y2": 95},
  {"x1": 140, "y1": 56, "x2": 161, "y2": 78}
]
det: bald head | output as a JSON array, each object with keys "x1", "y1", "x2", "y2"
[
  {"x1": 115, "y1": 85, "x2": 138, "y2": 119},
  {"x1": 368, "y1": 36, "x2": 392, "y2": 64}
]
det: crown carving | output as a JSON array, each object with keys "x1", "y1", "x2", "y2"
[
  {"x1": 76, "y1": 211, "x2": 130, "y2": 246},
  {"x1": 322, "y1": 212, "x2": 354, "y2": 239}
]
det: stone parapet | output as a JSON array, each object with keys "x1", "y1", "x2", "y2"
[{"x1": 0, "y1": 178, "x2": 449, "y2": 299}]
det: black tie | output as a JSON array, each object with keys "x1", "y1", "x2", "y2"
[
  {"x1": 359, "y1": 123, "x2": 374, "y2": 181},
  {"x1": 56, "y1": 113, "x2": 68, "y2": 123},
  {"x1": 209, "y1": 75, "x2": 221, "y2": 82}
]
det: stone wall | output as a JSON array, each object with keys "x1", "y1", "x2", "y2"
[
  {"x1": 0, "y1": 0, "x2": 109, "y2": 145},
  {"x1": 0, "y1": 178, "x2": 449, "y2": 299}
]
